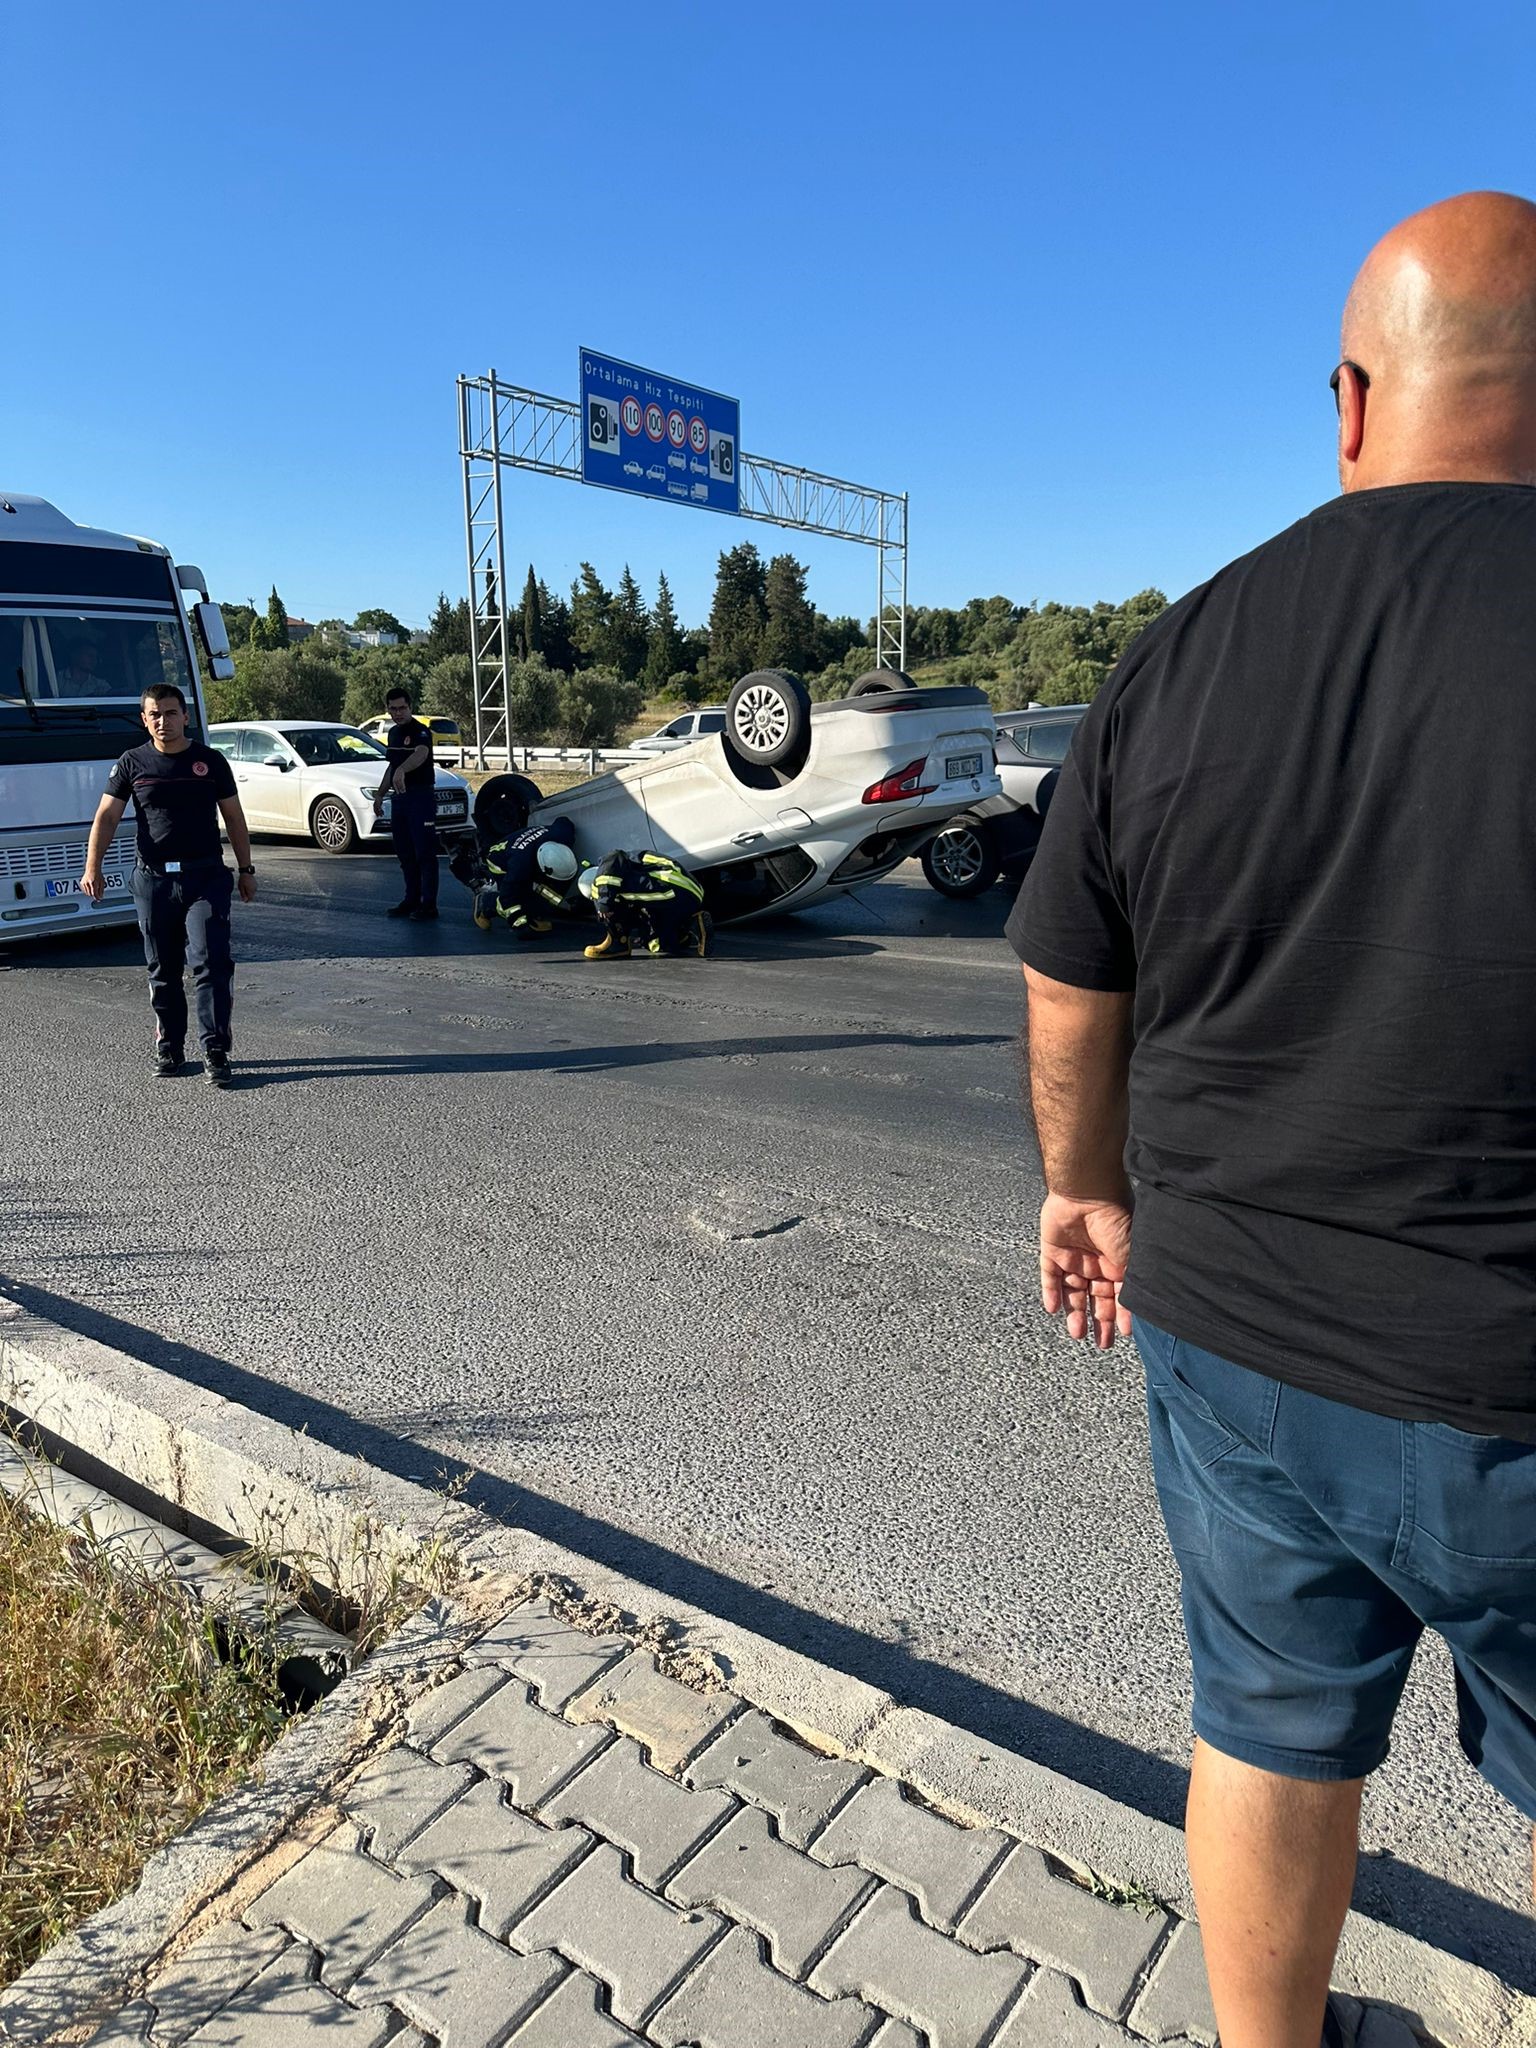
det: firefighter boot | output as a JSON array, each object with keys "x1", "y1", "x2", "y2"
[
  {"x1": 473, "y1": 888, "x2": 496, "y2": 931},
  {"x1": 584, "y1": 929, "x2": 631, "y2": 960}
]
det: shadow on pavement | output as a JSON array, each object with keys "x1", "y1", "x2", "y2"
[{"x1": 5, "y1": 1277, "x2": 1531, "y2": 1992}]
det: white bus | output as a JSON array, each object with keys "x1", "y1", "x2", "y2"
[{"x1": 0, "y1": 494, "x2": 234, "y2": 944}]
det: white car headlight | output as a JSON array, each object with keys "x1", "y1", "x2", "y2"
[{"x1": 362, "y1": 786, "x2": 379, "y2": 799}]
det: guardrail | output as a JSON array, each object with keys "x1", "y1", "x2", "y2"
[{"x1": 450, "y1": 744, "x2": 661, "y2": 775}]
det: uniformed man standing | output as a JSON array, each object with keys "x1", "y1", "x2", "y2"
[
  {"x1": 81, "y1": 682, "x2": 256, "y2": 1087},
  {"x1": 372, "y1": 687, "x2": 439, "y2": 920}
]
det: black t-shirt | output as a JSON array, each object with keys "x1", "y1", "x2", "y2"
[
  {"x1": 105, "y1": 740, "x2": 237, "y2": 865},
  {"x1": 1009, "y1": 482, "x2": 1536, "y2": 1440},
  {"x1": 384, "y1": 717, "x2": 435, "y2": 791}
]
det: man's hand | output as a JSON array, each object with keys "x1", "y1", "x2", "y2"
[
  {"x1": 79, "y1": 864, "x2": 105, "y2": 901},
  {"x1": 1039, "y1": 1192, "x2": 1134, "y2": 1349},
  {"x1": 237, "y1": 871, "x2": 257, "y2": 905}
]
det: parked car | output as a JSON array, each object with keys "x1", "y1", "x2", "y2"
[
  {"x1": 467, "y1": 669, "x2": 1001, "y2": 924},
  {"x1": 628, "y1": 707, "x2": 729, "y2": 754},
  {"x1": 917, "y1": 705, "x2": 1086, "y2": 898},
  {"x1": 359, "y1": 713, "x2": 463, "y2": 762},
  {"x1": 207, "y1": 721, "x2": 473, "y2": 854}
]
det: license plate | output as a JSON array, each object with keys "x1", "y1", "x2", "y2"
[
  {"x1": 946, "y1": 753, "x2": 983, "y2": 779},
  {"x1": 437, "y1": 802, "x2": 466, "y2": 818},
  {"x1": 46, "y1": 875, "x2": 124, "y2": 898}
]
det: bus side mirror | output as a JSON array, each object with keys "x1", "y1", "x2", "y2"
[{"x1": 194, "y1": 602, "x2": 235, "y2": 682}]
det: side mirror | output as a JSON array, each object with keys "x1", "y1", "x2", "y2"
[
  {"x1": 194, "y1": 601, "x2": 235, "y2": 683},
  {"x1": 263, "y1": 752, "x2": 291, "y2": 772}
]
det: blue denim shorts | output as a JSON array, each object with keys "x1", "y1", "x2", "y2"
[{"x1": 1137, "y1": 1318, "x2": 1536, "y2": 1815}]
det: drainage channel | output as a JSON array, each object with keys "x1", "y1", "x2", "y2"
[{"x1": 0, "y1": 1430, "x2": 352, "y2": 1702}]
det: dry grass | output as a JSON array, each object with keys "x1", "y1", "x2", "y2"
[{"x1": 0, "y1": 1493, "x2": 290, "y2": 1988}]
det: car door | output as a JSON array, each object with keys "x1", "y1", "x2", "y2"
[{"x1": 235, "y1": 729, "x2": 298, "y2": 832}]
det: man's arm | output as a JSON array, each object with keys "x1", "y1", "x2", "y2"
[
  {"x1": 80, "y1": 794, "x2": 127, "y2": 898},
  {"x1": 217, "y1": 794, "x2": 258, "y2": 902},
  {"x1": 390, "y1": 742, "x2": 430, "y2": 791},
  {"x1": 1023, "y1": 963, "x2": 1135, "y2": 1349}
]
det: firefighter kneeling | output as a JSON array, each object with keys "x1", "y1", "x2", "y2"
[
  {"x1": 475, "y1": 816, "x2": 579, "y2": 936},
  {"x1": 578, "y1": 850, "x2": 713, "y2": 960}
]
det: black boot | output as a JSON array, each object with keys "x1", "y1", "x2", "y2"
[{"x1": 153, "y1": 1044, "x2": 184, "y2": 1078}]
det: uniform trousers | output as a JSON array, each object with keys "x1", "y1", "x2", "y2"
[{"x1": 131, "y1": 861, "x2": 234, "y2": 1055}]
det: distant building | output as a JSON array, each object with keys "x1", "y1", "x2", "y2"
[
  {"x1": 348, "y1": 628, "x2": 399, "y2": 649},
  {"x1": 285, "y1": 617, "x2": 315, "y2": 644}
]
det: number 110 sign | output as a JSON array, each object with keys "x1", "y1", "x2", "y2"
[{"x1": 579, "y1": 348, "x2": 740, "y2": 516}]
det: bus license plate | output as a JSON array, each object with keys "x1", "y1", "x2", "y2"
[
  {"x1": 946, "y1": 753, "x2": 983, "y2": 779},
  {"x1": 45, "y1": 875, "x2": 124, "y2": 898}
]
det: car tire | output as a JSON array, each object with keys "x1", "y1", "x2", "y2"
[
  {"x1": 920, "y1": 818, "x2": 1001, "y2": 898},
  {"x1": 724, "y1": 669, "x2": 811, "y2": 772},
  {"x1": 473, "y1": 773, "x2": 543, "y2": 843},
  {"x1": 849, "y1": 668, "x2": 918, "y2": 696},
  {"x1": 311, "y1": 795, "x2": 359, "y2": 854}
]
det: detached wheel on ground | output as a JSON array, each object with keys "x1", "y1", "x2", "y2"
[
  {"x1": 849, "y1": 668, "x2": 919, "y2": 696},
  {"x1": 310, "y1": 796, "x2": 358, "y2": 854},
  {"x1": 724, "y1": 669, "x2": 811, "y2": 774},
  {"x1": 920, "y1": 818, "x2": 1000, "y2": 897},
  {"x1": 472, "y1": 773, "x2": 543, "y2": 843}
]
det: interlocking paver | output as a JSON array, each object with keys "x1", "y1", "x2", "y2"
[
  {"x1": 404, "y1": 1663, "x2": 508, "y2": 1747},
  {"x1": 508, "y1": 1968, "x2": 643, "y2": 2044},
  {"x1": 398, "y1": 1775, "x2": 591, "y2": 1935},
  {"x1": 865, "y1": 2021, "x2": 925, "y2": 2048},
  {"x1": 809, "y1": 1886, "x2": 1026, "y2": 2048},
  {"x1": 350, "y1": 1897, "x2": 565, "y2": 2047},
  {"x1": 564, "y1": 1648, "x2": 741, "y2": 1771},
  {"x1": 665, "y1": 1802, "x2": 872, "y2": 1978},
  {"x1": 181, "y1": 1947, "x2": 395, "y2": 2047},
  {"x1": 1125, "y1": 1919, "x2": 1218, "y2": 2046},
  {"x1": 244, "y1": 1821, "x2": 436, "y2": 1990},
  {"x1": 958, "y1": 1845, "x2": 1168, "y2": 2017},
  {"x1": 685, "y1": 1708, "x2": 866, "y2": 1848},
  {"x1": 341, "y1": 1741, "x2": 475, "y2": 1861},
  {"x1": 510, "y1": 1842, "x2": 722, "y2": 2028},
  {"x1": 143, "y1": 1925, "x2": 289, "y2": 2044},
  {"x1": 539, "y1": 1733, "x2": 732, "y2": 1886},
  {"x1": 467, "y1": 1598, "x2": 630, "y2": 1711},
  {"x1": 992, "y1": 1966, "x2": 1133, "y2": 2044},
  {"x1": 811, "y1": 1775, "x2": 1010, "y2": 1932},
  {"x1": 85, "y1": 2002, "x2": 155, "y2": 2046},
  {"x1": 650, "y1": 1925, "x2": 874, "y2": 2048},
  {"x1": 427, "y1": 1676, "x2": 610, "y2": 1803}
]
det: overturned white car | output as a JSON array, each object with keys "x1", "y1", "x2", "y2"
[{"x1": 475, "y1": 669, "x2": 1001, "y2": 924}]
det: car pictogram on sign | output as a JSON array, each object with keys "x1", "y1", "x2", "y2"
[{"x1": 645, "y1": 403, "x2": 665, "y2": 441}]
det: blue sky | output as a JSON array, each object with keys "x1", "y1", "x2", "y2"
[{"x1": 6, "y1": 2, "x2": 1534, "y2": 633}]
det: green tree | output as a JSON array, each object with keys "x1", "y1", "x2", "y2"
[
  {"x1": 643, "y1": 572, "x2": 685, "y2": 696},
  {"x1": 553, "y1": 666, "x2": 644, "y2": 747},
  {"x1": 249, "y1": 585, "x2": 290, "y2": 651},
  {"x1": 421, "y1": 653, "x2": 476, "y2": 732},
  {"x1": 342, "y1": 644, "x2": 429, "y2": 726},
  {"x1": 215, "y1": 598, "x2": 258, "y2": 648},
  {"x1": 760, "y1": 554, "x2": 817, "y2": 674},
  {"x1": 519, "y1": 566, "x2": 543, "y2": 662},
  {"x1": 424, "y1": 591, "x2": 470, "y2": 661},
  {"x1": 539, "y1": 582, "x2": 575, "y2": 673},
  {"x1": 708, "y1": 542, "x2": 767, "y2": 681},
  {"x1": 608, "y1": 565, "x2": 649, "y2": 681},
  {"x1": 569, "y1": 563, "x2": 614, "y2": 669},
  {"x1": 221, "y1": 645, "x2": 345, "y2": 721}
]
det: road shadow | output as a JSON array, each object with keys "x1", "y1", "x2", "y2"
[
  {"x1": 4, "y1": 1275, "x2": 1531, "y2": 1990},
  {"x1": 218, "y1": 1027, "x2": 1009, "y2": 1091}
]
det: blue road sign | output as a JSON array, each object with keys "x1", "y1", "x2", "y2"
[{"x1": 579, "y1": 349, "x2": 740, "y2": 517}]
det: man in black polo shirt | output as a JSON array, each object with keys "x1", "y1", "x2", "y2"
[
  {"x1": 82, "y1": 682, "x2": 256, "y2": 1088},
  {"x1": 1014, "y1": 191, "x2": 1536, "y2": 2048},
  {"x1": 373, "y1": 686, "x2": 438, "y2": 920}
]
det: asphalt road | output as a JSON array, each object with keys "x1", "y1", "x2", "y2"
[{"x1": 2, "y1": 841, "x2": 1530, "y2": 1984}]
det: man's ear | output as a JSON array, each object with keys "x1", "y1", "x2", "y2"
[{"x1": 1338, "y1": 363, "x2": 1368, "y2": 470}]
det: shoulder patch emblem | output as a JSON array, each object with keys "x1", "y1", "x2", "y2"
[{"x1": 192, "y1": 760, "x2": 210, "y2": 776}]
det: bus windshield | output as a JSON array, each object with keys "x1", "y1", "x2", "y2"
[{"x1": 0, "y1": 611, "x2": 194, "y2": 708}]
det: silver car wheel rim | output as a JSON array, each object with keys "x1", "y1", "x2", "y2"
[
  {"x1": 732, "y1": 685, "x2": 791, "y2": 755},
  {"x1": 933, "y1": 827, "x2": 984, "y2": 886},
  {"x1": 315, "y1": 802, "x2": 350, "y2": 848}
]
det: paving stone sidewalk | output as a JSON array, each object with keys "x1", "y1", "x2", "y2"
[{"x1": 79, "y1": 1596, "x2": 1432, "y2": 2048}]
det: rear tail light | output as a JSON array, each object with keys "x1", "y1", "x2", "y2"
[{"x1": 862, "y1": 757, "x2": 936, "y2": 805}]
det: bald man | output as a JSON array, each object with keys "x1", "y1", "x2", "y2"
[{"x1": 1011, "y1": 192, "x2": 1536, "y2": 2048}]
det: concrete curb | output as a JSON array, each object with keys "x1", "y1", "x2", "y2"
[{"x1": 2, "y1": 1303, "x2": 1530, "y2": 2048}]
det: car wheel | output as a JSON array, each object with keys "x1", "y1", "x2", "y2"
[
  {"x1": 311, "y1": 795, "x2": 359, "y2": 854},
  {"x1": 920, "y1": 819, "x2": 1000, "y2": 897},
  {"x1": 725, "y1": 669, "x2": 811, "y2": 772},
  {"x1": 849, "y1": 668, "x2": 918, "y2": 696},
  {"x1": 473, "y1": 773, "x2": 543, "y2": 843}
]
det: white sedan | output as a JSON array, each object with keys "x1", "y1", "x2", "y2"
[
  {"x1": 475, "y1": 669, "x2": 1002, "y2": 923},
  {"x1": 208, "y1": 721, "x2": 473, "y2": 854}
]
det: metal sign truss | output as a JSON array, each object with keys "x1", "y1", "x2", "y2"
[{"x1": 458, "y1": 370, "x2": 908, "y2": 764}]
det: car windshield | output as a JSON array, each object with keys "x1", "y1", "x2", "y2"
[{"x1": 284, "y1": 727, "x2": 387, "y2": 766}]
